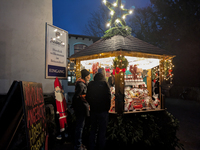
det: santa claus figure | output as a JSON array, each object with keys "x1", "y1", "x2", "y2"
[{"x1": 54, "y1": 77, "x2": 67, "y2": 136}]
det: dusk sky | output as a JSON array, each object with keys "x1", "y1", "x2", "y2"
[{"x1": 53, "y1": 0, "x2": 151, "y2": 35}]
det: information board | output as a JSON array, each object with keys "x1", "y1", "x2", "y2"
[
  {"x1": 45, "y1": 23, "x2": 68, "y2": 79},
  {"x1": 21, "y1": 81, "x2": 46, "y2": 150}
]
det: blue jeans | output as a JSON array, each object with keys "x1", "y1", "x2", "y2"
[
  {"x1": 89, "y1": 111, "x2": 109, "y2": 150},
  {"x1": 74, "y1": 114, "x2": 86, "y2": 150}
]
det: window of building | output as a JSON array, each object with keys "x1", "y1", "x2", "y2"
[
  {"x1": 68, "y1": 63, "x2": 76, "y2": 85},
  {"x1": 74, "y1": 44, "x2": 87, "y2": 54}
]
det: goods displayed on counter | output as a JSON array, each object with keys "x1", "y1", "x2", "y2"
[
  {"x1": 109, "y1": 86, "x2": 160, "y2": 112},
  {"x1": 124, "y1": 86, "x2": 160, "y2": 111}
]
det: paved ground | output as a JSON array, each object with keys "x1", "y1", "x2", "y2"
[
  {"x1": 51, "y1": 98, "x2": 200, "y2": 150},
  {"x1": 165, "y1": 98, "x2": 200, "y2": 150}
]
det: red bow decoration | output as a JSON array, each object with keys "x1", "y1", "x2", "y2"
[
  {"x1": 105, "y1": 68, "x2": 110, "y2": 72},
  {"x1": 167, "y1": 69, "x2": 173, "y2": 77},
  {"x1": 116, "y1": 67, "x2": 126, "y2": 74},
  {"x1": 169, "y1": 69, "x2": 172, "y2": 75},
  {"x1": 153, "y1": 79, "x2": 156, "y2": 83},
  {"x1": 112, "y1": 69, "x2": 115, "y2": 75}
]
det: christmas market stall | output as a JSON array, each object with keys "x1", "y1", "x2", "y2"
[
  {"x1": 66, "y1": 1, "x2": 182, "y2": 149},
  {"x1": 68, "y1": 35, "x2": 175, "y2": 114},
  {"x1": 68, "y1": 0, "x2": 175, "y2": 114}
]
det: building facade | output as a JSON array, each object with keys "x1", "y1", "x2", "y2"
[
  {"x1": 0, "y1": 0, "x2": 53, "y2": 95},
  {"x1": 62, "y1": 34, "x2": 100, "y2": 103},
  {"x1": 0, "y1": 0, "x2": 99, "y2": 104}
]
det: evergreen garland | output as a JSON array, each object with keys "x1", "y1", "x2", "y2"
[
  {"x1": 113, "y1": 55, "x2": 129, "y2": 69},
  {"x1": 102, "y1": 26, "x2": 132, "y2": 39}
]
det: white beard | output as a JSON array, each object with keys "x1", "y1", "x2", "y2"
[{"x1": 55, "y1": 92, "x2": 64, "y2": 102}]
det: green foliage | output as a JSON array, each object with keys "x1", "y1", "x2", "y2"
[
  {"x1": 113, "y1": 55, "x2": 129, "y2": 69},
  {"x1": 106, "y1": 111, "x2": 184, "y2": 150},
  {"x1": 67, "y1": 111, "x2": 183, "y2": 149},
  {"x1": 102, "y1": 26, "x2": 132, "y2": 39}
]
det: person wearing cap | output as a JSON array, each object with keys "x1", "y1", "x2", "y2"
[
  {"x1": 72, "y1": 69, "x2": 90, "y2": 150},
  {"x1": 86, "y1": 73, "x2": 111, "y2": 150}
]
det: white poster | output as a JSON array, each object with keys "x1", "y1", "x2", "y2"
[{"x1": 46, "y1": 24, "x2": 68, "y2": 79}]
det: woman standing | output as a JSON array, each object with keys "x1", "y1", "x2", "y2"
[{"x1": 72, "y1": 69, "x2": 90, "y2": 150}]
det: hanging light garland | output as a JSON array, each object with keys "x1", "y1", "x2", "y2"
[
  {"x1": 152, "y1": 59, "x2": 174, "y2": 84},
  {"x1": 152, "y1": 66, "x2": 159, "y2": 81},
  {"x1": 163, "y1": 59, "x2": 174, "y2": 84}
]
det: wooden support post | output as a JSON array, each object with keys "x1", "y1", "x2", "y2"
[
  {"x1": 146, "y1": 69, "x2": 152, "y2": 97},
  {"x1": 114, "y1": 52, "x2": 125, "y2": 114},
  {"x1": 159, "y1": 59, "x2": 165, "y2": 109}
]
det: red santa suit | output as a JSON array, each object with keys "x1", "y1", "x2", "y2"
[{"x1": 54, "y1": 77, "x2": 67, "y2": 132}]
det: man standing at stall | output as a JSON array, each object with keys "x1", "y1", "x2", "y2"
[
  {"x1": 72, "y1": 69, "x2": 90, "y2": 150},
  {"x1": 87, "y1": 73, "x2": 111, "y2": 150}
]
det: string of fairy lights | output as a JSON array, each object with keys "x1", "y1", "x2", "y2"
[
  {"x1": 68, "y1": 54, "x2": 174, "y2": 83},
  {"x1": 152, "y1": 59, "x2": 174, "y2": 84}
]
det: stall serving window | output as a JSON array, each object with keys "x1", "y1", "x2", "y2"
[{"x1": 80, "y1": 56, "x2": 162, "y2": 113}]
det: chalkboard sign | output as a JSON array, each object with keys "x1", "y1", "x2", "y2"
[{"x1": 21, "y1": 81, "x2": 46, "y2": 150}]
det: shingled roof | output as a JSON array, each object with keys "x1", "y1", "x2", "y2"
[{"x1": 69, "y1": 35, "x2": 174, "y2": 59}]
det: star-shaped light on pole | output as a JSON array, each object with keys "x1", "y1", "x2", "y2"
[{"x1": 103, "y1": 0, "x2": 134, "y2": 28}]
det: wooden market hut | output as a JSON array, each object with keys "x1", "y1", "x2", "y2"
[{"x1": 68, "y1": 35, "x2": 175, "y2": 114}]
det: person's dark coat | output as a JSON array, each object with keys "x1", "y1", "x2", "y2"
[
  {"x1": 108, "y1": 74, "x2": 115, "y2": 87},
  {"x1": 72, "y1": 78, "x2": 89, "y2": 116},
  {"x1": 87, "y1": 73, "x2": 111, "y2": 113}
]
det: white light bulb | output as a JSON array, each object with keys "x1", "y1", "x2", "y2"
[
  {"x1": 57, "y1": 36, "x2": 60, "y2": 39},
  {"x1": 53, "y1": 38, "x2": 56, "y2": 41},
  {"x1": 116, "y1": 19, "x2": 120, "y2": 23},
  {"x1": 121, "y1": 5, "x2": 124, "y2": 9},
  {"x1": 107, "y1": 23, "x2": 110, "y2": 27},
  {"x1": 122, "y1": 15, "x2": 126, "y2": 19},
  {"x1": 54, "y1": 29, "x2": 57, "y2": 32},
  {"x1": 113, "y1": 3, "x2": 117, "y2": 7},
  {"x1": 129, "y1": 10, "x2": 133, "y2": 14},
  {"x1": 110, "y1": 11, "x2": 114, "y2": 15},
  {"x1": 103, "y1": 0, "x2": 106, "y2": 4}
]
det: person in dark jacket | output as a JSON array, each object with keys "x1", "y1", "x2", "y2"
[
  {"x1": 86, "y1": 73, "x2": 111, "y2": 150},
  {"x1": 108, "y1": 72, "x2": 115, "y2": 87},
  {"x1": 72, "y1": 69, "x2": 90, "y2": 150}
]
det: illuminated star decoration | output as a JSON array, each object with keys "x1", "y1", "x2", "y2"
[{"x1": 103, "y1": 0, "x2": 134, "y2": 27}]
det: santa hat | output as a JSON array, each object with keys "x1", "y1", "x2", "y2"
[{"x1": 54, "y1": 77, "x2": 63, "y2": 90}]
